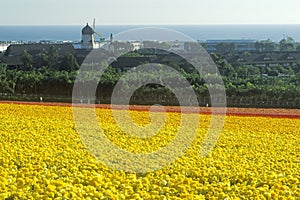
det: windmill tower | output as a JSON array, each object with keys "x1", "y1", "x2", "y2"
[{"x1": 81, "y1": 23, "x2": 95, "y2": 49}]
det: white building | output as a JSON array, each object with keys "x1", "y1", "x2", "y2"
[{"x1": 0, "y1": 43, "x2": 9, "y2": 52}]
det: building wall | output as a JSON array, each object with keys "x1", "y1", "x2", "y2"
[
  {"x1": 205, "y1": 40, "x2": 257, "y2": 52},
  {"x1": 81, "y1": 34, "x2": 95, "y2": 49}
]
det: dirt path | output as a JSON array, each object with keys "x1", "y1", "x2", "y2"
[{"x1": 1, "y1": 100, "x2": 300, "y2": 119}]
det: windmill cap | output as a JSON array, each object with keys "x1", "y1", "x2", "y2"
[{"x1": 82, "y1": 23, "x2": 94, "y2": 34}]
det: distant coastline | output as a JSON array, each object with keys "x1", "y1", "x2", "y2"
[{"x1": 1, "y1": 24, "x2": 300, "y2": 42}]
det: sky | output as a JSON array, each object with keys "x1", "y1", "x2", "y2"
[{"x1": 1, "y1": 0, "x2": 300, "y2": 25}]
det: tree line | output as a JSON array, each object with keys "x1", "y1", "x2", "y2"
[{"x1": 0, "y1": 48, "x2": 299, "y2": 107}]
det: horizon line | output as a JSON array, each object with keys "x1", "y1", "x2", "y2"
[{"x1": 1, "y1": 23, "x2": 300, "y2": 26}]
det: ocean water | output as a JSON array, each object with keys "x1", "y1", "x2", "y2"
[{"x1": 0, "y1": 24, "x2": 300, "y2": 42}]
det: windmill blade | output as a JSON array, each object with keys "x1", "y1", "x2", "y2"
[
  {"x1": 92, "y1": 18, "x2": 105, "y2": 41},
  {"x1": 95, "y1": 31, "x2": 105, "y2": 42},
  {"x1": 94, "y1": 31, "x2": 103, "y2": 38},
  {"x1": 93, "y1": 18, "x2": 96, "y2": 30}
]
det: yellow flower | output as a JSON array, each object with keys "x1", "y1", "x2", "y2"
[
  {"x1": 16, "y1": 178, "x2": 25, "y2": 187},
  {"x1": 46, "y1": 184, "x2": 56, "y2": 192},
  {"x1": 0, "y1": 104, "x2": 299, "y2": 199}
]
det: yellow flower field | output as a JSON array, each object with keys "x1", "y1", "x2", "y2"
[{"x1": 0, "y1": 103, "x2": 299, "y2": 199}]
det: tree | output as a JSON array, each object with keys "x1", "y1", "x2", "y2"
[
  {"x1": 21, "y1": 50, "x2": 33, "y2": 70},
  {"x1": 247, "y1": 66, "x2": 260, "y2": 77},
  {"x1": 268, "y1": 69, "x2": 279, "y2": 77},
  {"x1": 210, "y1": 52, "x2": 219, "y2": 61},
  {"x1": 262, "y1": 39, "x2": 275, "y2": 51},
  {"x1": 279, "y1": 36, "x2": 295, "y2": 51},
  {"x1": 236, "y1": 66, "x2": 249, "y2": 79},
  {"x1": 218, "y1": 63, "x2": 235, "y2": 78},
  {"x1": 33, "y1": 53, "x2": 49, "y2": 69},
  {"x1": 60, "y1": 53, "x2": 79, "y2": 72},
  {"x1": 37, "y1": 53, "x2": 49, "y2": 68},
  {"x1": 255, "y1": 39, "x2": 275, "y2": 52},
  {"x1": 48, "y1": 46, "x2": 59, "y2": 70},
  {"x1": 0, "y1": 64, "x2": 15, "y2": 93},
  {"x1": 28, "y1": 71, "x2": 43, "y2": 94}
]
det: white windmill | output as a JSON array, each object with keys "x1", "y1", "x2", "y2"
[{"x1": 81, "y1": 18, "x2": 105, "y2": 49}]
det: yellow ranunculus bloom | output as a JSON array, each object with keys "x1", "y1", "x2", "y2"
[{"x1": 0, "y1": 104, "x2": 299, "y2": 199}]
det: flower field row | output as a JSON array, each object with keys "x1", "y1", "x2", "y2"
[{"x1": 0, "y1": 103, "x2": 299, "y2": 199}]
